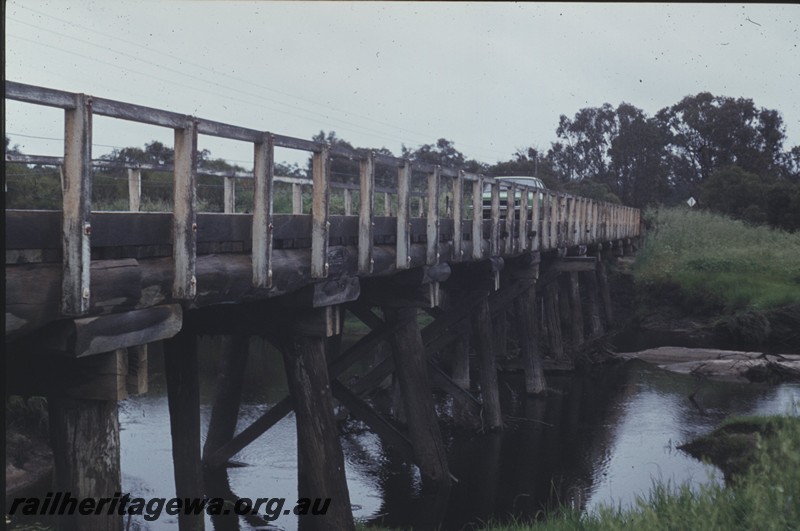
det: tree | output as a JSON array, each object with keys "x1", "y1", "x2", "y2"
[
  {"x1": 547, "y1": 103, "x2": 671, "y2": 207},
  {"x1": 765, "y1": 181, "x2": 800, "y2": 232},
  {"x1": 488, "y1": 147, "x2": 560, "y2": 189},
  {"x1": 549, "y1": 103, "x2": 617, "y2": 183},
  {"x1": 401, "y1": 138, "x2": 486, "y2": 173},
  {"x1": 656, "y1": 93, "x2": 788, "y2": 197},
  {"x1": 5, "y1": 135, "x2": 61, "y2": 209},
  {"x1": 700, "y1": 165, "x2": 767, "y2": 224},
  {"x1": 309, "y1": 130, "x2": 398, "y2": 184},
  {"x1": 608, "y1": 103, "x2": 671, "y2": 207},
  {"x1": 5, "y1": 135, "x2": 22, "y2": 155}
]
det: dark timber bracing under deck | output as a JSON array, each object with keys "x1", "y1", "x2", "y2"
[{"x1": 5, "y1": 81, "x2": 641, "y2": 531}]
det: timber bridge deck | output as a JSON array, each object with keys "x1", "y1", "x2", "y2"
[{"x1": 5, "y1": 81, "x2": 640, "y2": 531}]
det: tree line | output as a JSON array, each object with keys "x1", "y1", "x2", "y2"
[{"x1": 6, "y1": 91, "x2": 800, "y2": 231}]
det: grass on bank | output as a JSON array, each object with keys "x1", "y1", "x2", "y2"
[
  {"x1": 633, "y1": 206, "x2": 800, "y2": 310},
  {"x1": 477, "y1": 415, "x2": 800, "y2": 531}
]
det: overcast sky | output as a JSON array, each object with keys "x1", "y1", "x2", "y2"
[{"x1": 5, "y1": 1, "x2": 799, "y2": 169}]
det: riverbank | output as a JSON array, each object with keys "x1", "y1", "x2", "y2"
[
  {"x1": 475, "y1": 415, "x2": 800, "y2": 531},
  {"x1": 610, "y1": 207, "x2": 800, "y2": 353}
]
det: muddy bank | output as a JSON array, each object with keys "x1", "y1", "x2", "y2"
[
  {"x1": 679, "y1": 416, "x2": 800, "y2": 482},
  {"x1": 620, "y1": 347, "x2": 800, "y2": 383},
  {"x1": 606, "y1": 257, "x2": 800, "y2": 354}
]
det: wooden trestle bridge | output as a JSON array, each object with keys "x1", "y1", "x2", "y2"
[{"x1": 5, "y1": 81, "x2": 641, "y2": 531}]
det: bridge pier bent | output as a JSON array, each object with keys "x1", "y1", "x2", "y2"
[{"x1": 5, "y1": 80, "x2": 641, "y2": 530}]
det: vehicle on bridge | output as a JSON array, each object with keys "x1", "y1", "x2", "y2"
[{"x1": 482, "y1": 175, "x2": 547, "y2": 219}]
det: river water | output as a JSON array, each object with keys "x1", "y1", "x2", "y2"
[{"x1": 112, "y1": 336, "x2": 799, "y2": 530}]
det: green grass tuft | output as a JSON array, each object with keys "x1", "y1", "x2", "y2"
[{"x1": 634, "y1": 206, "x2": 800, "y2": 310}]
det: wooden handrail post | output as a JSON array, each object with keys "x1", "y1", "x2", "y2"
[
  {"x1": 531, "y1": 189, "x2": 540, "y2": 251},
  {"x1": 518, "y1": 185, "x2": 529, "y2": 253},
  {"x1": 396, "y1": 161, "x2": 411, "y2": 269},
  {"x1": 252, "y1": 133, "x2": 274, "y2": 288},
  {"x1": 541, "y1": 193, "x2": 549, "y2": 250},
  {"x1": 291, "y1": 183, "x2": 303, "y2": 214},
  {"x1": 426, "y1": 166, "x2": 440, "y2": 265},
  {"x1": 128, "y1": 168, "x2": 141, "y2": 212},
  {"x1": 172, "y1": 118, "x2": 198, "y2": 300},
  {"x1": 506, "y1": 183, "x2": 517, "y2": 255},
  {"x1": 563, "y1": 196, "x2": 575, "y2": 247},
  {"x1": 472, "y1": 176, "x2": 483, "y2": 260},
  {"x1": 311, "y1": 145, "x2": 331, "y2": 278},
  {"x1": 549, "y1": 192, "x2": 558, "y2": 250},
  {"x1": 452, "y1": 171, "x2": 465, "y2": 262},
  {"x1": 490, "y1": 180, "x2": 501, "y2": 256},
  {"x1": 223, "y1": 175, "x2": 236, "y2": 214},
  {"x1": 343, "y1": 188, "x2": 353, "y2": 216},
  {"x1": 558, "y1": 194, "x2": 568, "y2": 248},
  {"x1": 62, "y1": 93, "x2": 93, "y2": 315},
  {"x1": 384, "y1": 192, "x2": 393, "y2": 217},
  {"x1": 358, "y1": 152, "x2": 375, "y2": 274}
]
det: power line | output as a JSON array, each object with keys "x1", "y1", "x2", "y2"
[
  {"x1": 10, "y1": 5, "x2": 456, "y2": 146},
  {"x1": 9, "y1": 5, "x2": 516, "y2": 161},
  {"x1": 9, "y1": 32, "x2": 440, "y2": 154}
]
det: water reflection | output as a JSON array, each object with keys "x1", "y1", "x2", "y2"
[{"x1": 117, "y1": 340, "x2": 799, "y2": 531}]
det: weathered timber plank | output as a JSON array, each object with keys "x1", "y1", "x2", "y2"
[
  {"x1": 396, "y1": 162, "x2": 411, "y2": 269},
  {"x1": 93, "y1": 96, "x2": 186, "y2": 129},
  {"x1": 490, "y1": 181, "x2": 501, "y2": 256},
  {"x1": 172, "y1": 119, "x2": 198, "y2": 300},
  {"x1": 61, "y1": 93, "x2": 93, "y2": 316},
  {"x1": 6, "y1": 80, "x2": 77, "y2": 108},
  {"x1": 4, "y1": 210, "x2": 449, "y2": 257},
  {"x1": 310, "y1": 147, "x2": 331, "y2": 278},
  {"x1": 427, "y1": 167, "x2": 440, "y2": 265},
  {"x1": 358, "y1": 153, "x2": 375, "y2": 273},
  {"x1": 41, "y1": 304, "x2": 182, "y2": 358},
  {"x1": 128, "y1": 168, "x2": 141, "y2": 212},
  {"x1": 518, "y1": 186, "x2": 529, "y2": 253},
  {"x1": 506, "y1": 183, "x2": 517, "y2": 255},
  {"x1": 48, "y1": 396, "x2": 122, "y2": 531},
  {"x1": 6, "y1": 242, "x2": 463, "y2": 338},
  {"x1": 452, "y1": 171, "x2": 464, "y2": 262},
  {"x1": 472, "y1": 176, "x2": 484, "y2": 259},
  {"x1": 252, "y1": 134, "x2": 275, "y2": 287},
  {"x1": 531, "y1": 189, "x2": 541, "y2": 251}
]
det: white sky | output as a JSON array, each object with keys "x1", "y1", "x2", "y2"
[{"x1": 4, "y1": 1, "x2": 800, "y2": 169}]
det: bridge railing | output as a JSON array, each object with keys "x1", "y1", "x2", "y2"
[{"x1": 5, "y1": 80, "x2": 640, "y2": 317}]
